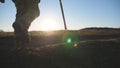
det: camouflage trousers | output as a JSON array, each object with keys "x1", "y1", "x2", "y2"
[{"x1": 13, "y1": 9, "x2": 40, "y2": 47}]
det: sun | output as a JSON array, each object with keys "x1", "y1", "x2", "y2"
[
  {"x1": 41, "y1": 18, "x2": 57, "y2": 31},
  {"x1": 30, "y1": 16, "x2": 60, "y2": 31},
  {"x1": 40, "y1": 18, "x2": 58, "y2": 31}
]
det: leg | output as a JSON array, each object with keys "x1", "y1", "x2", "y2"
[
  {"x1": 12, "y1": 0, "x2": 40, "y2": 47},
  {"x1": 13, "y1": 20, "x2": 31, "y2": 47}
]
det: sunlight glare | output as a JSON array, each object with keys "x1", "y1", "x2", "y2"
[{"x1": 40, "y1": 18, "x2": 58, "y2": 31}]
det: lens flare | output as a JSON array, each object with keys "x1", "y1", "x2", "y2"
[
  {"x1": 62, "y1": 32, "x2": 79, "y2": 48},
  {"x1": 67, "y1": 38, "x2": 72, "y2": 43},
  {"x1": 74, "y1": 43, "x2": 78, "y2": 47}
]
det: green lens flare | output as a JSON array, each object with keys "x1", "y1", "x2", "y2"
[
  {"x1": 62, "y1": 32, "x2": 79, "y2": 47},
  {"x1": 67, "y1": 38, "x2": 72, "y2": 43}
]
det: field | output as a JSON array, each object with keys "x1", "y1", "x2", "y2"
[{"x1": 0, "y1": 28, "x2": 120, "y2": 68}]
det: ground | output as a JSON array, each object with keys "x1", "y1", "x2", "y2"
[{"x1": 0, "y1": 28, "x2": 120, "y2": 68}]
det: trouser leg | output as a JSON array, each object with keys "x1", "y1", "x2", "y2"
[
  {"x1": 13, "y1": 8, "x2": 39, "y2": 47},
  {"x1": 12, "y1": 20, "x2": 31, "y2": 47}
]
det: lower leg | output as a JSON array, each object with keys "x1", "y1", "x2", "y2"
[{"x1": 12, "y1": 22, "x2": 31, "y2": 47}]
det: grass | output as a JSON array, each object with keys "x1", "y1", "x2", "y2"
[{"x1": 0, "y1": 28, "x2": 120, "y2": 68}]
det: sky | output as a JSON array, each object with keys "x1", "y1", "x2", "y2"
[{"x1": 0, "y1": 0, "x2": 120, "y2": 31}]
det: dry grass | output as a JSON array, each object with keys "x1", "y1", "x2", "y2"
[{"x1": 0, "y1": 28, "x2": 120, "y2": 68}]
